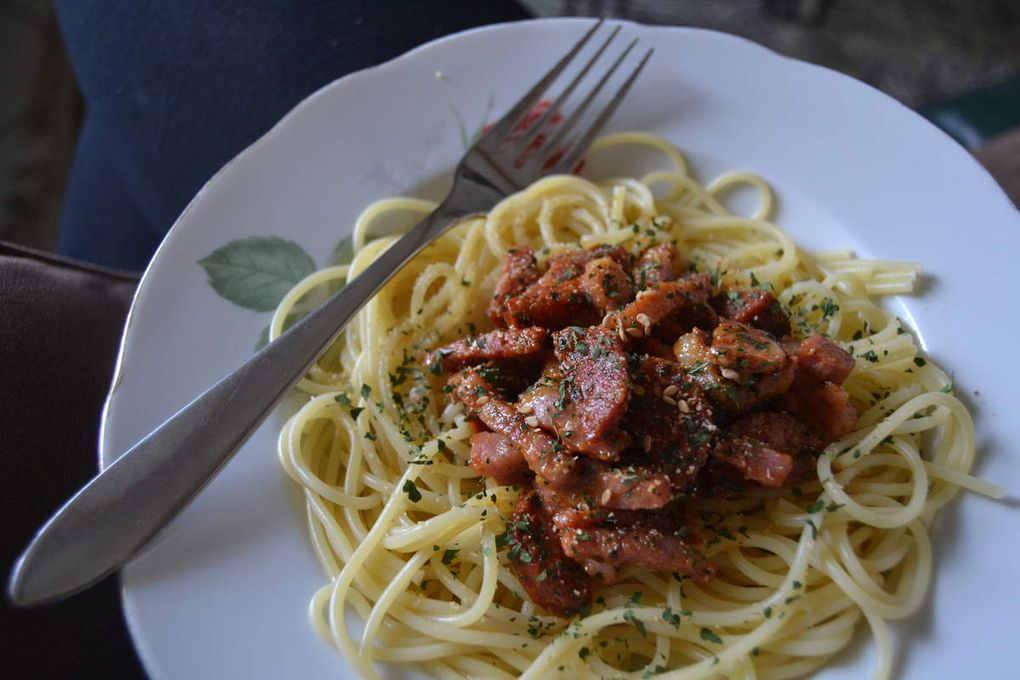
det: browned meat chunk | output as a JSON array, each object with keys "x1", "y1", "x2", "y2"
[
  {"x1": 633, "y1": 243, "x2": 677, "y2": 288},
  {"x1": 712, "y1": 288, "x2": 790, "y2": 338},
  {"x1": 710, "y1": 320, "x2": 796, "y2": 405},
  {"x1": 539, "y1": 326, "x2": 631, "y2": 461},
  {"x1": 546, "y1": 244, "x2": 629, "y2": 272},
  {"x1": 517, "y1": 384, "x2": 559, "y2": 427},
  {"x1": 507, "y1": 491, "x2": 591, "y2": 617},
  {"x1": 516, "y1": 381, "x2": 630, "y2": 461},
  {"x1": 450, "y1": 368, "x2": 575, "y2": 486},
  {"x1": 534, "y1": 463, "x2": 672, "y2": 531},
  {"x1": 793, "y1": 333, "x2": 855, "y2": 384},
  {"x1": 605, "y1": 275, "x2": 717, "y2": 342},
  {"x1": 711, "y1": 436, "x2": 793, "y2": 488},
  {"x1": 728, "y1": 411, "x2": 821, "y2": 454},
  {"x1": 579, "y1": 256, "x2": 634, "y2": 313},
  {"x1": 655, "y1": 274, "x2": 719, "y2": 338},
  {"x1": 487, "y1": 247, "x2": 540, "y2": 326},
  {"x1": 674, "y1": 325, "x2": 792, "y2": 412},
  {"x1": 711, "y1": 412, "x2": 819, "y2": 488},
  {"x1": 784, "y1": 381, "x2": 857, "y2": 442},
  {"x1": 427, "y1": 327, "x2": 549, "y2": 373},
  {"x1": 778, "y1": 335, "x2": 858, "y2": 443},
  {"x1": 625, "y1": 356, "x2": 716, "y2": 492},
  {"x1": 674, "y1": 328, "x2": 740, "y2": 409},
  {"x1": 505, "y1": 278, "x2": 597, "y2": 329},
  {"x1": 504, "y1": 246, "x2": 628, "y2": 329},
  {"x1": 711, "y1": 320, "x2": 788, "y2": 375},
  {"x1": 468, "y1": 432, "x2": 531, "y2": 485},
  {"x1": 559, "y1": 515, "x2": 715, "y2": 584},
  {"x1": 590, "y1": 464, "x2": 672, "y2": 509}
]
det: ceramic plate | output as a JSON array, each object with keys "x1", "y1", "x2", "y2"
[{"x1": 100, "y1": 17, "x2": 1020, "y2": 680}]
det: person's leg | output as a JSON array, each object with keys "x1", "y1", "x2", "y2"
[
  {"x1": 54, "y1": 0, "x2": 531, "y2": 271},
  {"x1": 57, "y1": 113, "x2": 163, "y2": 271}
]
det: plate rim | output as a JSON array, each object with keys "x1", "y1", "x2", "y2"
[{"x1": 97, "y1": 16, "x2": 1018, "y2": 679}]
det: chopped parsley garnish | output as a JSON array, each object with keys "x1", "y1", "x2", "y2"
[
  {"x1": 402, "y1": 479, "x2": 422, "y2": 502},
  {"x1": 661, "y1": 607, "x2": 681, "y2": 627},
  {"x1": 700, "y1": 627, "x2": 723, "y2": 645},
  {"x1": 623, "y1": 610, "x2": 647, "y2": 637},
  {"x1": 819, "y1": 297, "x2": 839, "y2": 320}
]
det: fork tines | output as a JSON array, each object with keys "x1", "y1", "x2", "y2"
[{"x1": 474, "y1": 19, "x2": 653, "y2": 183}]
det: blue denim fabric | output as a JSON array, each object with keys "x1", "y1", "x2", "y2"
[{"x1": 54, "y1": 0, "x2": 529, "y2": 270}]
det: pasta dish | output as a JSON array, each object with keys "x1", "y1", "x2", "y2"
[{"x1": 274, "y1": 133, "x2": 1001, "y2": 679}]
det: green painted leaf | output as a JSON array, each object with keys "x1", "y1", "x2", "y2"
[
  {"x1": 254, "y1": 324, "x2": 270, "y2": 352},
  {"x1": 254, "y1": 312, "x2": 302, "y2": 353},
  {"x1": 199, "y1": 237, "x2": 315, "y2": 311},
  {"x1": 449, "y1": 94, "x2": 495, "y2": 151},
  {"x1": 332, "y1": 235, "x2": 355, "y2": 266}
]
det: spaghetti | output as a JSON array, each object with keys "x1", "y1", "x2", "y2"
[{"x1": 275, "y1": 133, "x2": 1002, "y2": 680}]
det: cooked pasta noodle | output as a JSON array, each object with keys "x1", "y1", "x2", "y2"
[{"x1": 275, "y1": 133, "x2": 1002, "y2": 680}]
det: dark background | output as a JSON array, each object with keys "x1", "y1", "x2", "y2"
[{"x1": 1, "y1": 1, "x2": 1017, "y2": 678}]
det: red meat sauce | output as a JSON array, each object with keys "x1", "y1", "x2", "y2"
[{"x1": 427, "y1": 243, "x2": 858, "y2": 617}]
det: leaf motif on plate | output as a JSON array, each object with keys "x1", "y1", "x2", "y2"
[
  {"x1": 450, "y1": 94, "x2": 495, "y2": 150},
  {"x1": 254, "y1": 323, "x2": 271, "y2": 352},
  {"x1": 199, "y1": 236, "x2": 315, "y2": 311},
  {"x1": 332, "y1": 235, "x2": 355, "y2": 267}
]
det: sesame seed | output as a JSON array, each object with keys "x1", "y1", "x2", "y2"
[
  {"x1": 625, "y1": 327, "x2": 644, "y2": 338},
  {"x1": 662, "y1": 395, "x2": 677, "y2": 406},
  {"x1": 635, "y1": 313, "x2": 652, "y2": 333},
  {"x1": 720, "y1": 367, "x2": 740, "y2": 381},
  {"x1": 525, "y1": 416, "x2": 540, "y2": 428},
  {"x1": 476, "y1": 395, "x2": 490, "y2": 405},
  {"x1": 663, "y1": 384, "x2": 679, "y2": 396},
  {"x1": 600, "y1": 489, "x2": 612, "y2": 505},
  {"x1": 602, "y1": 312, "x2": 615, "y2": 326},
  {"x1": 677, "y1": 399, "x2": 691, "y2": 413},
  {"x1": 643, "y1": 435, "x2": 652, "y2": 451},
  {"x1": 517, "y1": 403, "x2": 534, "y2": 414}
]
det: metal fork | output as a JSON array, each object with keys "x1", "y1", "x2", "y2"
[{"x1": 8, "y1": 20, "x2": 652, "y2": 606}]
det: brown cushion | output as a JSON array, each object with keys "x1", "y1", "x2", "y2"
[{"x1": 0, "y1": 240, "x2": 143, "y2": 677}]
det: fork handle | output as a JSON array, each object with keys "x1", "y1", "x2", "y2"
[{"x1": 8, "y1": 199, "x2": 469, "y2": 606}]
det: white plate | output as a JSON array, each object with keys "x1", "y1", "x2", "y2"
[{"x1": 101, "y1": 18, "x2": 1020, "y2": 680}]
